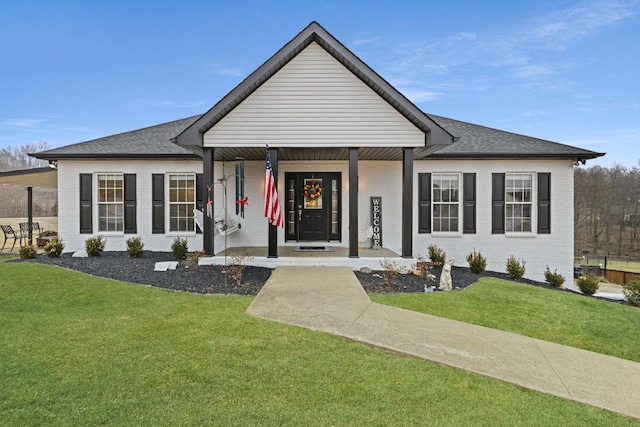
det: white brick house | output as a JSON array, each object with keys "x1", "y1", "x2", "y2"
[{"x1": 34, "y1": 22, "x2": 603, "y2": 283}]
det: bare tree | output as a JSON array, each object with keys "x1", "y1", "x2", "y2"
[
  {"x1": 0, "y1": 141, "x2": 50, "y2": 172},
  {"x1": 574, "y1": 163, "x2": 640, "y2": 256}
]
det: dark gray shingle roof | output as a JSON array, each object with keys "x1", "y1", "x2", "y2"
[
  {"x1": 33, "y1": 116, "x2": 201, "y2": 160},
  {"x1": 423, "y1": 114, "x2": 604, "y2": 161},
  {"x1": 32, "y1": 112, "x2": 605, "y2": 162}
]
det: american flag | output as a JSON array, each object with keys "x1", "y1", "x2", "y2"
[{"x1": 264, "y1": 148, "x2": 284, "y2": 228}]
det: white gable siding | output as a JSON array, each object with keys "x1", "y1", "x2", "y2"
[
  {"x1": 413, "y1": 159, "x2": 575, "y2": 286},
  {"x1": 205, "y1": 42, "x2": 425, "y2": 148}
]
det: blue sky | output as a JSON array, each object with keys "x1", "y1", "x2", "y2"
[{"x1": 1, "y1": 0, "x2": 638, "y2": 168}]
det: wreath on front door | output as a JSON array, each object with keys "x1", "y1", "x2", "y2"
[{"x1": 304, "y1": 180, "x2": 323, "y2": 201}]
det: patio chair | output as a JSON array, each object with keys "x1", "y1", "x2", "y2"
[
  {"x1": 19, "y1": 222, "x2": 43, "y2": 245},
  {"x1": 1, "y1": 225, "x2": 28, "y2": 252}
]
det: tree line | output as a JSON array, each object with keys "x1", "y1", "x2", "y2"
[{"x1": 575, "y1": 163, "x2": 640, "y2": 257}]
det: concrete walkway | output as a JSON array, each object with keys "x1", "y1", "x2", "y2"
[{"x1": 247, "y1": 266, "x2": 640, "y2": 420}]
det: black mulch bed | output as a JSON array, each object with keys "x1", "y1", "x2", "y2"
[{"x1": 16, "y1": 251, "x2": 622, "y2": 302}]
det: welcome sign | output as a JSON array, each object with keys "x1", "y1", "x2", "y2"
[{"x1": 371, "y1": 196, "x2": 382, "y2": 249}]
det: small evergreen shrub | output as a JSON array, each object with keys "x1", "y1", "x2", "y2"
[
  {"x1": 544, "y1": 267, "x2": 565, "y2": 288},
  {"x1": 19, "y1": 244, "x2": 37, "y2": 259},
  {"x1": 44, "y1": 238, "x2": 64, "y2": 257},
  {"x1": 576, "y1": 275, "x2": 600, "y2": 296},
  {"x1": 623, "y1": 278, "x2": 640, "y2": 307},
  {"x1": 466, "y1": 248, "x2": 487, "y2": 274},
  {"x1": 126, "y1": 236, "x2": 144, "y2": 258},
  {"x1": 427, "y1": 244, "x2": 446, "y2": 268},
  {"x1": 85, "y1": 235, "x2": 106, "y2": 257},
  {"x1": 505, "y1": 255, "x2": 526, "y2": 280},
  {"x1": 171, "y1": 237, "x2": 188, "y2": 259}
]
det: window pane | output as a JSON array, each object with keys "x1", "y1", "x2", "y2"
[
  {"x1": 168, "y1": 173, "x2": 196, "y2": 232},
  {"x1": 505, "y1": 173, "x2": 533, "y2": 233}
]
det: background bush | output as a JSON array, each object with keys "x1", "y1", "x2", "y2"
[
  {"x1": 171, "y1": 237, "x2": 188, "y2": 259},
  {"x1": 44, "y1": 238, "x2": 64, "y2": 257},
  {"x1": 427, "y1": 244, "x2": 446, "y2": 267},
  {"x1": 19, "y1": 244, "x2": 37, "y2": 259},
  {"x1": 466, "y1": 248, "x2": 487, "y2": 274},
  {"x1": 126, "y1": 236, "x2": 144, "y2": 258},
  {"x1": 576, "y1": 275, "x2": 600, "y2": 295},
  {"x1": 623, "y1": 278, "x2": 640, "y2": 307},
  {"x1": 85, "y1": 235, "x2": 106, "y2": 257},
  {"x1": 505, "y1": 255, "x2": 526, "y2": 280},
  {"x1": 544, "y1": 267, "x2": 565, "y2": 288}
]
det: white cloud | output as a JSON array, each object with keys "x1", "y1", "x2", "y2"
[
  {"x1": 206, "y1": 63, "x2": 246, "y2": 77},
  {"x1": 127, "y1": 99, "x2": 208, "y2": 108},
  {"x1": 527, "y1": 0, "x2": 638, "y2": 49},
  {"x1": 0, "y1": 119, "x2": 43, "y2": 128},
  {"x1": 513, "y1": 65, "x2": 554, "y2": 79}
]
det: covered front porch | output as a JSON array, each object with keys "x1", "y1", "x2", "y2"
[{"x1": 200, "y1": 245, "x2": 416, "y2": 270}]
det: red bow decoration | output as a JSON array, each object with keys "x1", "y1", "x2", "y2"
[{"x1": 236, "y1": 196, "x2": 249, "y2": 207}]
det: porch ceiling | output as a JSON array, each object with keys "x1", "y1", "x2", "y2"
[{"x1": 209, "y1": 146, "x2": 444, "y2": 162}]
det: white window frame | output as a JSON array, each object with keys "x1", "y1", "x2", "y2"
[
  {"x1": 505, "y1": 173, "x2": 534, "y2": 234},
  {"x1": 168, "y1": 173, "x2": 196, "y2": 234},
  {"x1": 96, "y1": 173, "x2": 124, "y2": 233},
  {"x1": 432, "y1": 173, "x2": 461, "y2": 234}
]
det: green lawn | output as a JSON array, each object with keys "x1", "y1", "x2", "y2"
[
  {"x1": 1, "y1": 257, "x2": 638, "y2": 426},
  {"x1": 372, "y1": 277, "x2": 640, "y2": 363},
  {"x1": 578, "y1": 256, "x2": 640, "y2": 274}
]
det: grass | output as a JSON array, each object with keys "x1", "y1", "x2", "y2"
[
  {"x1": 371, "y1": 277, "x2": 640, "y2": 363},
  {"x1": 1, "y1": 257, "x2": 638, "y2": 425},
  {"x1": 577, "y1": 256, "x2": 640, "y2": 273}
]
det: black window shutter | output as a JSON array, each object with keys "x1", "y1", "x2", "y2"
[
  {"x1": 79, "y1": 173, "x2": 93, "y2": 234},
  {"x1": 538, "y1": 173, "x2": 551, "y2": 234},
  {"x1": 152, "y1": 174, "x2": 165, "y2": 234},
  {"x1": 124, "y1": 174, "x2": 137, "y2": 234},
  {"x1": 492, "y1": 173, "x2": 505, "y2": 234},
  {"x1": 195, "y1": 173, "x2": 203, "y2": 234},
  {"x1": 463, "y1": 173, "x2": 476, "y2": 234},
  {"x1": 418, "y1": 173, "x2": 431, "y2": 233}
]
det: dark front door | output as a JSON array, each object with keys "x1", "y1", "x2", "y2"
[{"x1": 285, "y1": 172, "x2": 341, "y2": 242}]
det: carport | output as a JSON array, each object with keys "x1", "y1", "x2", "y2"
[{"x1": 0, "y1": 167, "x2": 58, "y2": 248}]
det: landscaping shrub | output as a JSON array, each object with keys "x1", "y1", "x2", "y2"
[
  {"x1": 171, "y1": 237, "x2": 188, "y2": 259},
  {"x1": 466, "y1": 248, "x2": 487, "y2": 274},
  {"x1": 576, "y1": 275, "x2": 600, "y2": 296},
  {"x1": 185, "y1": 250, "x2": 206, "y2": 270},
  {"x1": 85, "y1": 235, "x2": 106, "y2": 257},
  {"x1": 505, "y1": 255, "x2": 526, "y2": 280},
  {"x1": 224, "y1": 252, "x2": 252, "y2": 286},
  {"x1": 19, "y1": 244, "x2": 37, "y2": 259},
  {"x1": 413, "y1": 256, "x2": 437, "y2": 281},
  {"x1": 623, "y1": 278, "x2": 640, "y2": 307},
  {"x1": 44, "y1": 238, "x2": 64, "y2": 257},
  {"x1": 544, "y1": 267, "x2": 565, "y2": 288},
  {"x1": 379, "y1": 258, "x2": 407, "y2": 291},
  {"x1": 427, "y1": 244, "x2": 446, "y2": 268},
  {"x1": 126, "y1": 236, "x2": 144, "y2": 258}
]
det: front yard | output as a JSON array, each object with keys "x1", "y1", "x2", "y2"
[{"x1": 1, "y1": 256, "x2": 638, "y2": 425}]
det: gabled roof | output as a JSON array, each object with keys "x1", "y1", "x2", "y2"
[
  {"x1": 174, "y1": 21, "x2": 456, "y2": 149},
  {"x1": 33, "y1": 116, "x2": 201, "y2": 161}
]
